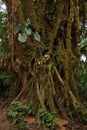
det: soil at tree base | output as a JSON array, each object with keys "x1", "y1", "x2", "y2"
[
  {"x1": 0, "y1": 98, "x2": 87, "y2": 130},
  {"x1": 0, "y1": 98, "x2": 49, "y2": 130}
]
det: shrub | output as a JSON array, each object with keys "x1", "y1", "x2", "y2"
[
  {"x1": 7, "y1": 101, "x2": 28, "y2": 129},
  {"x1": 38, "y1": 109, "x2": 58, "y2": 130},
  {"x1": 76, "y1": 61, "x2": 87, "y2": 100}
]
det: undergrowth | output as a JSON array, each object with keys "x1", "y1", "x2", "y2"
[
  {"x1": 7, "y1": 100, "x2": 36, "y2": 129},
  {"x1": 7, "y1": 101, "x2": 28, "y2": 129},
  {"x1": 69, "y1": 103, "x2": 87, "y2": 124},
  {"x1": 38, "y1": 109, "x2": 58, "y2": 130},
  {"x1": 7, "y1": 100, "x2": 58, "y2": 129}
]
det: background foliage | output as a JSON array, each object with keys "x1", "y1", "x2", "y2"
[
  {"x1": 0, "y1": 10, "x2": 9, "y2": 54},
  {"x1": 0, "y1": 5, "x2": 11, "y2": 98}
]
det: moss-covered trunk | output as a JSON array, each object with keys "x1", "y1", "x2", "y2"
[{"x1": 6, "y1": 0, "x2": 81, "y2": 118}]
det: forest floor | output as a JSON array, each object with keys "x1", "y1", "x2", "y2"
[
  {"x1": 0, "y1": 98, "x2": 87, "y2": 130},
  {"x1": 0, "y1": 98, "x2": 18, "y2": 130}
]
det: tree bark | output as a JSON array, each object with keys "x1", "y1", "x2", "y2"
[{"x1": 6, "y1": 0, "x2": 81, "y2": 118}]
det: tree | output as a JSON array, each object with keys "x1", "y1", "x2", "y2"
[{"x1": 5, "y1": 0, "x2": 86, "y2": 119}]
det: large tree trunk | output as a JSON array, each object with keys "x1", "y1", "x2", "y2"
[{"x1": 6, "y1": 0, "x2": 81, "y2": 118}]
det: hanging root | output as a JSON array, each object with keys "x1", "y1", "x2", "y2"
[
  {"x1": 54, "y1": 66, "x2": 64, "y2": 86},
  {"x1": 37, "y1": 82, "x2": 46, "y2": 111},
  {"x1": 69, "y1": 90, "x2": 80, "y2": 109}
]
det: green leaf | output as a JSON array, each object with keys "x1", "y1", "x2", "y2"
[
  {"x1": 18, "y1": 33, "x2": 27, "y2": 43},
  {"x1": 8, "y1": 110, "x2": 18, "y2": 117},
  {"x1": 54, "y1": 0, "x2": 56, "y2": 3},
  {"x1": 26, "y1": 18, "x2": 31, "y2": 26},
  {"x1": 20, "y1": 24, "x2": 26, "y2": 31},
  {"x1": 14, "y1": 25, "x2": 20, "y2": 34},
  {"x1": 79, "y1": 38, "x2": 87, "y2": 47},
  {"x1": 33, "y1": 31, "x2": 41, "y2": 42},
  {"x1": 26, "y1": 28, "x2": 32, "y2": 35}
]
